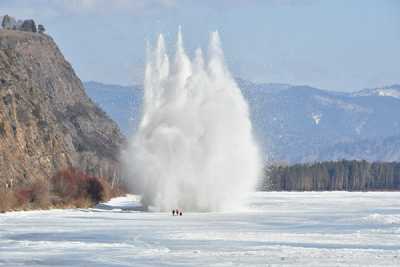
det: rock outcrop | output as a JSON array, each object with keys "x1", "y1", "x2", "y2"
[
  {"x1": 1, "y1": 15, "x2": 17, "y2": 30},
  {"x1": 20, "y1": 19, "x2": 37, "y2": 33},
  {"x1": 0, "y1": 30, "x2": 124, "y2": 190},
  {"x1": 1, "y1": 15, "x2": 40, "y2": 33}
]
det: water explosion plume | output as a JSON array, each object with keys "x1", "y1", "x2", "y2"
[{"x1": 125, "y1": 30, "x2": 262, "y2": 211}]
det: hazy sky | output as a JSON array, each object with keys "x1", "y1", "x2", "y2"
[{"x1": 1, "y1": 0, "x2": 399, "y2": 91}]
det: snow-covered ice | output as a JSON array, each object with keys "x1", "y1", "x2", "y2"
[{"x1": 1, "y1": 192, "x2": 400, "y2": 266}]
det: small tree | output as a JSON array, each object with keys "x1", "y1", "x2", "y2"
[{"x1": 38, "y1": 24, "x2": 45, "y2": 34}]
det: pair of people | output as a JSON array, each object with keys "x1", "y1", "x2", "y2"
[{"x1": 172, "y1": 209, "x2": 182, "y2": 216}]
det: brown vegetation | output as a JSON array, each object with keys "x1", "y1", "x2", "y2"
[
  {"x1": 50, "y1": 168, "x2": 114, "y2": 208},
  {"x1": 0, "y1": 189, "x2": 18, "y2": 211},
  {"x1": 0, "y1": 168, "x2": 124, "y2": 213}
]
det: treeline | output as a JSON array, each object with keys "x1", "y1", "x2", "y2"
[{"x1": 263, "y1": 160, "x2": 400, "y2": 191}]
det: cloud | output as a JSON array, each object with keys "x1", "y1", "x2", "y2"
[
  {"x1": 0, "y1": 0, "x2": 315, "y2": 19},
  {"x1": 59, "y1": 0, "x2": 177, "y2": 14},
  {"x1": 194, "y1": 0, "x2": 316, "y2": 8},
  {"x1": 0, "y1": 0, "x2": 177, "y2": 17}
]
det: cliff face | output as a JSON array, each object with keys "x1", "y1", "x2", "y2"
[{"x1": 0, "y1": 30, "x2": 124, "y2": 190}]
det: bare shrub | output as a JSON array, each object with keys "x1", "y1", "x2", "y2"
[
  {"x1": 30, "y1": 179, "x2": 50, "y2": 209},
  {"x1": 50, "y1": 168, "x2": 113, "y2": 207},
  {"x1": 13, "y1": 180, "x2": 50, "y2": 210},
  {"x1": 0, "y1": 189, "x2": 18, "y2": 212},
  {"x1": 1, "y1": 168, "x2": 117, "y2": 212},
  {"x1": 73, "y1": 197, "x2": 93, "y2": 208}
]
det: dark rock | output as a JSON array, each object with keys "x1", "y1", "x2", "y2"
[
  {"x1": 1, "y1": 15, "x2": 17, "y2": 30},
  {"x1": 20, "y1": 19, "x2": 37, "y2": 33},
  {"x1": 0, "y1": 122, "x2": 5, "y2": 136},
  {"x1": 38, "y1": 24, "x2": 45, "y2": 34},
  {"x1": 15, "y1": 20, "x2": 23, "y2": 30},
  {"x1": 2, "y1": 94, "x2": 12, "y2": 105}
]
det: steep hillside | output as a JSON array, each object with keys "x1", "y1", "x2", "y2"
[
  {"x1": 313, "y1": 135, "x2": 400, "y2": 162},
  {"x1": 0, "y1": 30, "x2": 124, "y2": 191}
]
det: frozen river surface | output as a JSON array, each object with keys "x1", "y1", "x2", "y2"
[{"x1": 1, "y1": 192, "x2": 400, "y2": 266}]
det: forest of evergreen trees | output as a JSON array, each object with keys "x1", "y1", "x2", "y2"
[{"x1": 263, "y1": 160, "x2": 400, "y2": 191}]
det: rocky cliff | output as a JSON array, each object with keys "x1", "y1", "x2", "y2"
[{"x1": 0, "y1": 29, "x2": 124, "y2": 191}]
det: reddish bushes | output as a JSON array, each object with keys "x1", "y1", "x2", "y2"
[
  {"x1": 0, "y1": 179, "x2": 49, "y2": 212},
  {"x1": 0, "y1": 168, "x2": 118, "y2": 212},
  {"x1": 50, "y1": 168, "x2": 113, "y2": 208}
]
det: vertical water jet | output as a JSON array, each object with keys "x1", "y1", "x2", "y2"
[{"x1": 125, "y1": 30, "x2": 262, "y2": 211}]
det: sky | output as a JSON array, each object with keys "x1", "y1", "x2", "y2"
[{"x1": 1, "y1": 0, "x2": 399, "y2": 91}]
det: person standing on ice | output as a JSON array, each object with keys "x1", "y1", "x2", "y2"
[{"x1": 172, "y1": 209, "x2": 175, "y2": 216}]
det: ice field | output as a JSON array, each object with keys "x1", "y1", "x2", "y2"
[{"x1": 1, "y1": 192, "x2": 400, "y2": 266}]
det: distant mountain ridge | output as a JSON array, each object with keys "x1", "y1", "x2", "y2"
[
  {"x1": 238, "y1": 80, "x2": 400, "y2": 163},
  {"x1": 352, "y1": 84, "x2": 400, "y2": 99},
  {"x1": 84, "y1": 80, "x2": 400, "y2": 163},
  {"x1": 315, "y1": 135, "x2": 400, "y2": 162},
  {"x1": 84, "y1": 81, "x2": 142, "y2": 135}
]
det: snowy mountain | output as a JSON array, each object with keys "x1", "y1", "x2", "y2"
[
  {"x1": 313, "y1": 135, "x2": 400, "y2": 162},
  {"x1": 84, "y1": 81, "x2": 400, "y2": 163},
  {"x1": 239, "y1": 80, "x2": 400, "y2": 163},
  {"x1": 353, "y1": 84, "x2": 400, "y2": 99}
]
